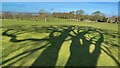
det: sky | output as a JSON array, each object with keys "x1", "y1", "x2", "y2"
[
  {"x1": 2, "y1": 0, "x2": 120, "y2": 2},
  {"x1": 2, "y1": 2, "x2": 118, "y2": 16}
]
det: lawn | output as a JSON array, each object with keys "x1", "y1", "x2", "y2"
[{"x1": 1, "y1": 19, "x2": 120, "y2": 67}]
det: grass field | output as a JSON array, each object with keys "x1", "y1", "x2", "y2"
[{"x1": 1, "y1": 19, "x2": 120, "y2": 67}]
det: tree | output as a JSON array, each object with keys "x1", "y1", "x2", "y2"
[
  {"x1": 39, "y1": 9, "x2": 50, "y2": 22},
  {"x1": 69, "y1": 11, "x2": 75, "y2": 14},
  {"x1": 76, "y1": 10, "x2": 84, "y2": 15},
  {"x1": 24, "y1": 13, "x2": 32, "y2": 19},
  {"x1": 2, "y1": 11, "x2": 13, "y2": 19},
  {"x1": 110, "y1": 16, "x2": 118, "y2": 23},
  {"x1": 13, "y1": 13, "x2": 25, "y2": 20},
  {"x1": 91, "y1": 11, "x2": 105, "y2": 21},
  {"x1": 75, "y1": 10, "x2": 85, "y2": 21}
]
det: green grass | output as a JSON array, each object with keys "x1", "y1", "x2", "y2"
[
  {"x1": 2, "y1": 19, "x2": 118, "y2": 31},
  {"x1": 1, "y1": 19, "x2": 120, "y2": 67}
]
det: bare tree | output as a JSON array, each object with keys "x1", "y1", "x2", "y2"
[
  {"x1": 2, "y1": 11, "x2": 13, "y2": 19},
  {"x1": 39, "y1": 9, "x2": 50, "y2": 22}
]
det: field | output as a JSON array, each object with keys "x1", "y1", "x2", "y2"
[{"x1": 1, "y1": 18, "x2": 120, "y2": 67}]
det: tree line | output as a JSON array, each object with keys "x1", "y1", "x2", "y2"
[
  {"x1": 52, "y1": 10, "x2": 118, "y2": 24},
  {"x1": 2, "y1": 9, "x2": 119, "y2": 24}
]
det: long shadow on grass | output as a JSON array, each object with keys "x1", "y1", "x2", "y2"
[
  {"x1": 65, "y1": 28, "x2": 104, "y2": 67},
  {"x1": 2, "y1": 29, "x2": 48, "y2": 42},
  {"x1": 2, "y1": 26, "x2": 120, "y2": 67},
  {"x1": 101, "y1": 46, "x2": 120, "y2": 66},
  {"x1": 2, "y1": 43, "x2": 49, "y2": 66},
  {"x1": 2, "y1": 28, "x2": 50, "y2": 66},
  {"x1": 2, "y1": 26, "x2": 72, "y2": 66},
  {"x1": 31, "y1": 26, "x2": 72, "y2": 66}
]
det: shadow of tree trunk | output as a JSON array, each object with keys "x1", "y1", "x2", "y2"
[
  {"x1": 65, "y1": 30, "x2": 104, "y2": 66},
  {"x1": 31, "y1": 27, "x2": 72, "y2": 66}
]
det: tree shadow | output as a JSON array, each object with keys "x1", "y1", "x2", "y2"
[
  {"x1": 65, "y1": 28, "x2": 104, "y2": 66},
  {"x1": 2, "y1": 26, "x2": 72, "y2": 67},
  {"x1": 1, "y1": 43, "x2": 49, "y2": 66},
  {"x1": 31, "y1": 26, "x2": 72, "y2": 66},
  {"x1": 2, "y1": 25, "x2": 120, "y2": 67},
  {"x1": 2, "y1": 27, "x2": 51, "y2": 66},
  {"x1": 101, "y1": 46, "x2": 120, "y2": 66},
  {"x1": 2, "y1": 29, "x2": 48, "y2": 43}
]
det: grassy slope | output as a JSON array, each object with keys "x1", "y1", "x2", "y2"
[
  {"x1": 1, "y1": 19, "x2": 119, "y2": 67},
  {"x1": 2, "y1": 19, "x2": 118, "y2": 31}
]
